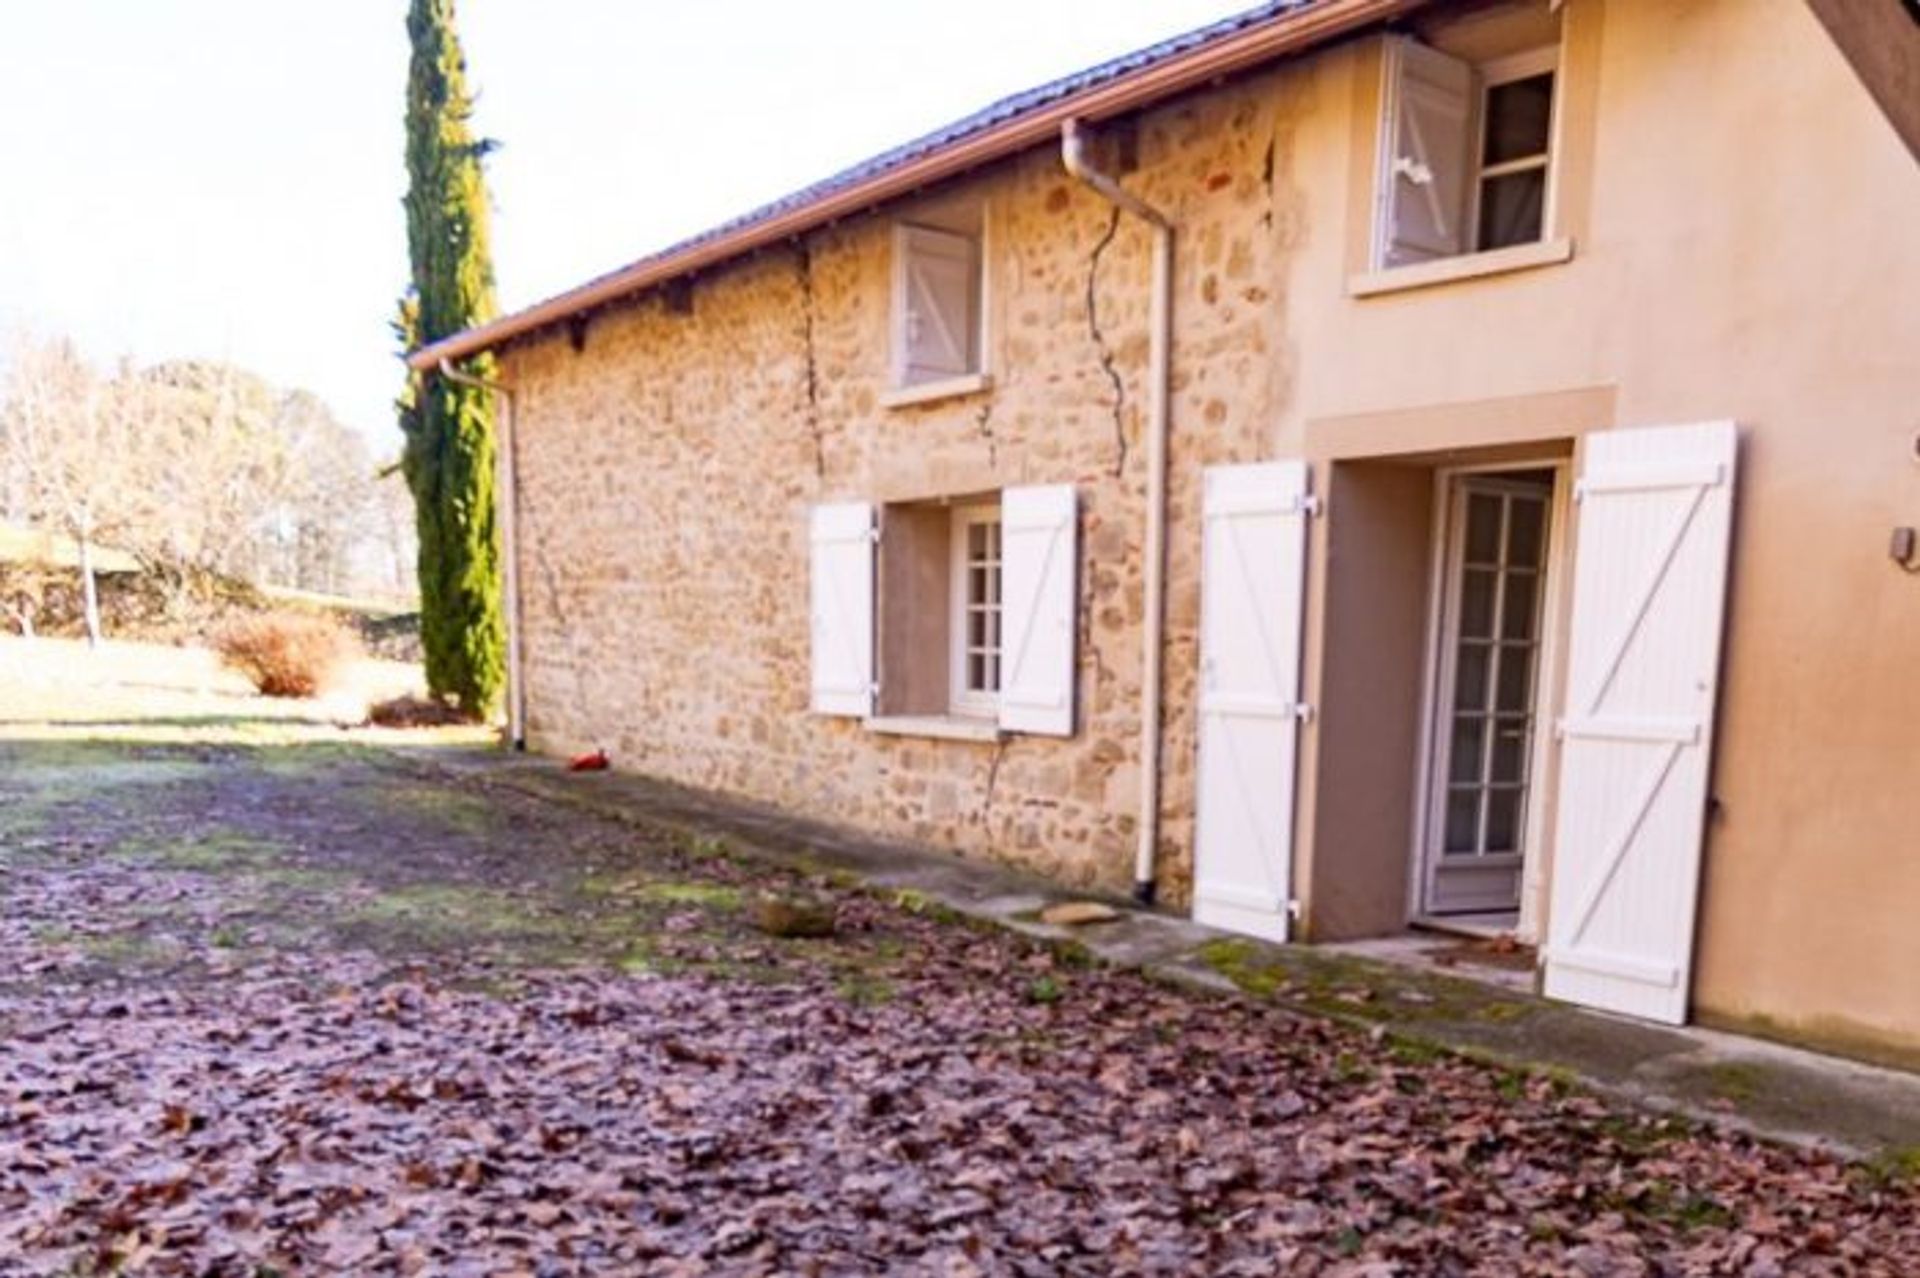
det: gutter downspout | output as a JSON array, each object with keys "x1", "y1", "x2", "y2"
[
  {"x1": 1062, "y1": 118, "x2": 1173, "y2": 908},
  {"x1": 437, "y1": 357, "x2": 527, "y2": 751}
]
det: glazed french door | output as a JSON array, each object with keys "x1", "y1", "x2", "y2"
[{"x1": 1423, "y1": 473, "x2": 1553, "y2": 916}]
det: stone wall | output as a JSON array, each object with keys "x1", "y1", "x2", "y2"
[{"x1": 499, "y1": 61, "x2": 1321, "y2": 901}]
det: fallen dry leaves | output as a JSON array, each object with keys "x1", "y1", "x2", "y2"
[
  {"x1": 1, "y1": 741, "x2": 1917, "y2": 1274},
  {"x1": 5, "y1": 928, "x2": 1920, "y2": 1276}
]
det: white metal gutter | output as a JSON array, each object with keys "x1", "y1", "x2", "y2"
[{"x1": 1061, "y1": 118, "x2": 1174, "y2": 907}]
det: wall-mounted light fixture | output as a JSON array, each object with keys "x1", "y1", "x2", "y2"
[{"x1": 1892, "y1": 525, "x2": 1920, "y2": 574}]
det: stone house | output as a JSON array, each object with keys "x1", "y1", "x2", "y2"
[{"x1": 411, "y1": 0, "x2": 1920, "y2": 1062}]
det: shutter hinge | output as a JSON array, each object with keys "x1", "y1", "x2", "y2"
[
  {"x1": 868, "y1": 527, "x2": 881, "y2": 544},
  {"x1": 1300, "y1": 494, "x2": 1322, "y2": 517},
  {"x1": 1293, "y1": 702, "x2": 1315, "y2": 723},
  {"x1": 1286, "y1": 899, "x2": 1302, "y2": 920}
]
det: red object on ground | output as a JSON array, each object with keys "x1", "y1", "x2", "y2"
[{"x1": 567, "y1": 749, "x2": 610, "y2": 773}]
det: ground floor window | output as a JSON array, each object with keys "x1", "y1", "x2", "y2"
[
  {"x1": 950, "y1": 505, "x2": 1002, "y2": 715},
  {"x1": 811, "y1": 485, "x2": 1077, "y2": 739}
]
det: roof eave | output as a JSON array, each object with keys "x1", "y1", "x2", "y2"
[{"x1": 407, "y1": 0, "x2": 1423, "y2": 372}]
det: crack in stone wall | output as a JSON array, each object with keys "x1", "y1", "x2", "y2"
[
  {"x1": 795, "y1": 242, "x2": 824, "y2": 479},
  {"x1": 982, "y1": 736, "x2": 1009, "y2": 817},
  {"x1": 974, "y1": 399, "x2": 997, "y2": 468},
  {"x1": 1085, "y1": 206, "x2": 1129, "y2": 480}
]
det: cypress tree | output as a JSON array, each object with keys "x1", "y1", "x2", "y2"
[{"x1": 397, "y1": 0, "x2": 504, "y2": 716}]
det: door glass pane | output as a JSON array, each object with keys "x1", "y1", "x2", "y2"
[
  {"x1": 1464, "y1": 495, "x2": 1502, "y2": 564},
  {"x1": 1460, "y1": 569, "x2": 1497, "y2": 638},
  {"x1": 1500, "y1": 572, "x2": 1539, "y2": 640},
  {"x1": 1484, "y1": 788, "x2": 1522, "y2": 852},
  {"x1": 1482, "y1": 73, "x2": 1554, "y2": 165},
  {"x1": 1477, "y1": 169, "x2": 1546, "y2": 251},
  {"x1": 1494, "y1": 644, "x2": 1534, "y2": 712},
  {"x1": 1444, "y1": 789, "x2": 1481, "y2": 854},
  {"x1": 1448, "y1": 716, "x2": 1486, "y2": 784},
  {"x1": 1507, "y1": 498, "x2": 1546, "y2": 568},
  {"x1": 1490, "y1": 720, "x2": 1529, "y2": 784},
  {"x1": 1454, "y1": 643, "x2": 1490, "y2": 711}
]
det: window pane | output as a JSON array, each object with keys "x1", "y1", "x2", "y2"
[
  {"x1": 1445, "y1": 789, "x2": 1481, "y2": 855},
  {"x1": 968, "y1": 521, "x2": 987, "y2": 558},
  {"x1": 1483, "y1": 73, "x2": 1554, "y2": 165},
  {"x1": 985, "y1": 607, "x2": 1000, "y2": 650},
  {"x1": 967, "y1": 652, "x2": 985, "y2": 692},
  {"x1": 1501, "y1": 572, "x2": 1539, "y2": 640},
  {"x1": 1507, "y1": 498, "x2": 1545, "y2": 568},
  {"x1": 1454, "y1": 642, "x2": 1491, "y2": 711},
  {"x1": 968, "y1": 608, "x2": 987, "y2": 648},
  {"x1": 1464, "y1": 495, "x2": 1502, "y2": 564},
  {"x1": 1449, "y1": 715, "x2": 1486, "y2": 784},
  {"x1": 1460, "y1": 569, "x2": 1497, "y2": 638},
  {"x1": 1477, "y1": 169, "x2": 1546, "y2": 251},
  {"x1": 1485, "y1": 788, "x2": 1522, "y2": 853},
  {"x1": 984, "y1": 652, "x2": 999, "y2": 693},
  {"x1": 1490, "y1": 720, "x2": 1529, "y2": 783},
  {"x1": 1494, "y1": 644, "x2": 1534, "y2": 712}
]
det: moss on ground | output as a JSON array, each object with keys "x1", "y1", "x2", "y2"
[
  {"x1": 1701, "y1": 1061, "x2": 1765, "y2": 1104},
  {"x1": 1193, "y1": 936, "x2": 1537, "y2": 1030},
  {"x1": 370, "y1": 783, "x2": 496, "y2": 837},
  {"x1": 110, "y1": 829, "x2": 284, "y2": 871}
]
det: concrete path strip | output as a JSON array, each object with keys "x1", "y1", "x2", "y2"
[{"x1": 401, "y1": 744, "x2": 1920, "y2": 1164}]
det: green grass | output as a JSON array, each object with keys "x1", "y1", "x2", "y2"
[
  {"x1": 630, "y1": 881, "x2": 744, "y2": 909},
  {"x1": 835, "y1": 973, "x2": 896, "y2": 1006},
  {"x1": 1025, "y1": 975, "x2": 1065, "y2": 1005}
]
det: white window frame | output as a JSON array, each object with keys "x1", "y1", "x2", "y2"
[
  {"x1": 1465, "y1": 46, "x2": 1560, "y2": 256},
  {"x1": 1360, "y1": 35, "x2": 1571, "y2": 292},
  {"x1": 948, "y1": 502, "x2": 1002, "y2": 718},
  {"x1": 1408, "y1": 459, "x2": 1572, "y2": 943},
  {"x1": 887, "y1": 217, "x2": 989, "y2": 401}
]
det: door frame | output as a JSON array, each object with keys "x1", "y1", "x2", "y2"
[{"x1": 1407, "y1": 457, "x2": 1573, "y2": 942}]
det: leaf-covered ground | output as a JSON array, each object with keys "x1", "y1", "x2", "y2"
[{"x1": 1, "y1": 732, "x2": 1917, "y2": 1276}]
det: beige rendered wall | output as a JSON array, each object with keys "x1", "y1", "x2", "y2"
[{"x1": 1272, "y1": 0, "x2": 1920, "y2": 1055}]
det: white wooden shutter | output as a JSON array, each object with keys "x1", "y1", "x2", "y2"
[
  {"x1": 1543, "y1": 422, "x2": 1738, "y2": 1025},
  {"x1": 1192, "y1": 461, "x2": 1313, "y2": 944},
  {"x1": 809, "y1": 502, "x2": 876, "y2": 718},
  {"x1": 894, "y1": 224, "x2": 978, "y2": 384},
  {"x1": 998, "y1": 484, "x2": 1077, "y2": 736},
  {"x1": 1379, "y1": 37, "x2": 1474, "y2": 267}
]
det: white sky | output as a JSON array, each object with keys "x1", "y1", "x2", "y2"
[{"x1": 0, "y1": 1, "x2": 1252, "y2": 454}]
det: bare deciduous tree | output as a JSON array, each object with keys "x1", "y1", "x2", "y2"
[{"x1": 0, "y1": 330, "x2": 414, "y2": 639}]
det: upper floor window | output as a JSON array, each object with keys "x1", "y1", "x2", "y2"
[
  {"x1": 1375, "y1": 36, "x2": 1561, "y2": 269},
  {"x1": 891, "y1": 218, "x2": 983, "y2": 389}
]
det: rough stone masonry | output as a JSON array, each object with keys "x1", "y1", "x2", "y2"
[{"x1": 498, "y1": 64, "x2": 1323, "y2": 905}]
